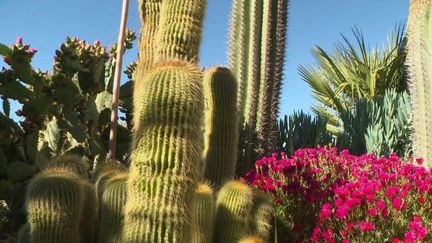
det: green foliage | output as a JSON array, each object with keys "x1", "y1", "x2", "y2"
[
  {"x1": 337, "y1": 89, "x2": 412, "y2": 157},
  {"x1": 0, "y1": 34, "x2": 136, "y2": 231},
  {"x1": 278, "y1": 110, "x2": 334, "y2": 156},
  {"x1": 407, "y1": 0, "x2": 432, "y2": 165},
  {"x1": 300, "y1": 26, "x2": 408, "y2": 135},
  {"x1": 365, "y1": 89, "x2": 412, "y2": 158}
]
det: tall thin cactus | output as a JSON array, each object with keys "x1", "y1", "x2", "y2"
[
  {"x1": 407, "y1": 0, "x2": 432, "y2": 165},
  {"x1": 228, "y1": 0, "x2": 289, "y2": 173}
]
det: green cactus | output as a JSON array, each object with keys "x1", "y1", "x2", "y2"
[
  {"x1": 155, "y1": 0, "x2": 207, "y2": 63},
  {"x1": 43, "y1": 154, "x2": 89, "y2": 178},
  {"x1": 97, "y1": 172, "x2": 128, "y2": 243},
  {"x1": 190, "y1": 182, "x2": 215, "y2": 243},
  {"x1": 124, "y1": 61, "x2": 204, "y2": 243},
  {"x1": 214, "y1": 180, "x2": 254, "y2": 243},
  {"x1": 134, "y1": 0, "x2": 162, "y2": 131},
  {"x1": 25, "y1": 168, "x2": 84, "y2": 243},
  {"x1": 406, "y1": 0, "x2": 432, "y2": 165},
  {"x1": 228, "y1": 0, "x2": 289, "y2": 173},
  {"x1": 203, "y1": 67, "x2": 238, "y2": 187},
  {"x1": 249, "y1": 192, "x2": 273, "y2": 242}
]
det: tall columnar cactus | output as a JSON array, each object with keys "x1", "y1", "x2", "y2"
[
  {"x1": 249, "y1": 192, "x2": 274, "y2": 242},
  {"x1": 155, "y1": 0, "x2": 207, "y2": 63},
  {"x1": 407, "y1": 0, "x2": 432, "y2": 165},
  {"x1": 214, "y1": 180, "x2": 254, "y2": 243},
  {"x1": 123, "y1": 61, "x2": 204, "y2": 243},
  {"x1": 25, "y1": 168, "x2": 84, "y2": 243},
  {"x1": 190, "y1": 182, "x2": 215, "y2": 243},
  {"x1": 97, "y1": 172, "x2": 128, "y2": 243},
  {"x1": 134, "y1": 0, "x2": 162, "y2": 131},
  {"x1": 228, "y1": 0, "x2": 289, "y2": 173},
  {"x1": 203, "y1": 67, "x2": 238, "y2": 187}
]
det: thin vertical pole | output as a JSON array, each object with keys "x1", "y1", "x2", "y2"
[{"x1": 108, "y1": 0, "x2": 130, "y2": 160}]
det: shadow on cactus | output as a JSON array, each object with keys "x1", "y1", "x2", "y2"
[{"x1": 0, "y1": 32, "x2": 136, "y2": 233}]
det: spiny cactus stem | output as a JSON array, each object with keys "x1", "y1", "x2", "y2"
[{"x1": 109, "y1": 0, "x2": 130, "y2": 160}]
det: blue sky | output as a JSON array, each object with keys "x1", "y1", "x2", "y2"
[{"x1": 0, "y1": 0, "x2": 409, "y2": 117}]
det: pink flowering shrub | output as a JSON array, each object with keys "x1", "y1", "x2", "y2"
[{"x1": 243, "y1": 147, "x2": 432, "y2": 242}]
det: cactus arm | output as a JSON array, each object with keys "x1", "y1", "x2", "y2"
[
  {"x1": 190, "y1": 182, "x2": 215, "y2": 243},
  {"x1": 124, "y1": 61, "x2": 204, "y2": 243},
  {"x1": 203, "y1": 67, "x2": 238, "y2": 187},
  {"x1": 155, "y1": 0, "x2": 207, "y2": 63},
  {"x1": 214, "y1": 180, "x2": 254, "y2": 243},
  {"x1": 97, "y1": 173, "x2": 128, "y2": 243}
]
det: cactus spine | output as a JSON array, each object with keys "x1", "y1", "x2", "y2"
[
  {"x1": 228, "y1": 0, "x2": 289, "y2": 172},
  {"x1": 203, "y1": 67, "x2": 238, "y2": 187},
  {"x1": 80, "y1": 181, "x2": 97, "y2": 243},
  {"x1": 155, "y1": 0, "x2": 207, "y2": 63},
  {"x1": 214, "y1": 180, "x2": 254, "y2": 243},
  {"x1": 26, "y1": 168, "x2": 84, "y2": 243},
  {"x1": 249, "y1": 192, "x2": 274, "y2": 242},
  {"x1": 191, "y1": 182, "x2": 215, "y2": 243},
  {"x1": 407, "y1": 0, "x2": 432, "y2": 165},
  {"x1": 123, "y1": 61, "x2": 204, "y2": 243},
  {"x1": 97, "y1": 172, "x2": 128, "y2": 243}
]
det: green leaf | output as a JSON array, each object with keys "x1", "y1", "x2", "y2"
[
  {"x1": 22, "y1": 95, "x2": 52, "y2": 120},
  {"x1": 0, "y1": 149, "x2": 8, "y2": 177},
  {"x1": 0, "y1": 80, "x2": 33, "y2": 102},
  {"x1": 7, "y1": 161, "x2": 37, "y2": 183},
  {"x1": 45, "y1": 117, "x2": 61, "y2": 153},
  {"x1": 0, "y1": 43, "x2": 11, "y2": 57},
  {"x1": 25, "y1": 132, "x2": 39, "y2": 162},
  {"x1": 95, "y1": 91, "x2": 113, "y2": 113}
]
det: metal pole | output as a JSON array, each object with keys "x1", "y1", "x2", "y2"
[{"x1": 108, "y1": 0, "x2": 130, "y2": 160}]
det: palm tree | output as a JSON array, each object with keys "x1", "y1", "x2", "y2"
[{"x1": 299, "y1": 25, "x2": 407, "y2": 135}]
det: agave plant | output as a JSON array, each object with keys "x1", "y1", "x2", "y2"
[{"x1": 299, "y1": 25, "x2": 408, "y2": 135}]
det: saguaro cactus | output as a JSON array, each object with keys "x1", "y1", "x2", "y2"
[
  {"x1": 123, "y1": 61, "x2": 204, "y2": 243},
  {"x1": 190, "y1": 182, "x2": 215, "y2": 243},
  {"x1": 203, "y1": 67, "x2": 238, "y2": 187},
  {"x1": 407, "y1": 0, "x2": 432, "y2": 165},
  {"x1": 228, "y1": 0, "x2": 289, "y2": 172},
  {"x1": 26, "y1": 168, "x2": 84, "y2": 243},
  {"x1": 97, "y1": 172, "x2": 128, "y2": 243},
  {"x1": 214, "y1": 180, "x2": 254, "y2": 243}
]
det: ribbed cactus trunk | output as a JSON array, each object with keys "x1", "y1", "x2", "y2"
[
  {"x1": 190, "y1": 183, "x2": 215, "y2": 243},
  {"x1": 407, "y1": 0, "x2": 432, "y2": 165},
  {"x1": 213, "y1": 180, "x2": 254, "y2": 243},
  {"x1": 134, "y1": 0, "x2": 162, "y2": 131},
  {"x1": 97, "y1": 172, "x2": 128, "y2": 243},
  {"x1": 203, "y1": 67, "x2": 238, "y2": 187},
  {"x1": 155, "y1": 0, "x2": 207, "y2": 63},
  {"x1": 228, "y1": 0, "x2": 289, "y2": 174},
  {"x1": 123, "y1": 61, "x2": 204, "y2": 243},
  {"x1": 26, "y1": 169, "x2": 84, "y2": 243}
]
